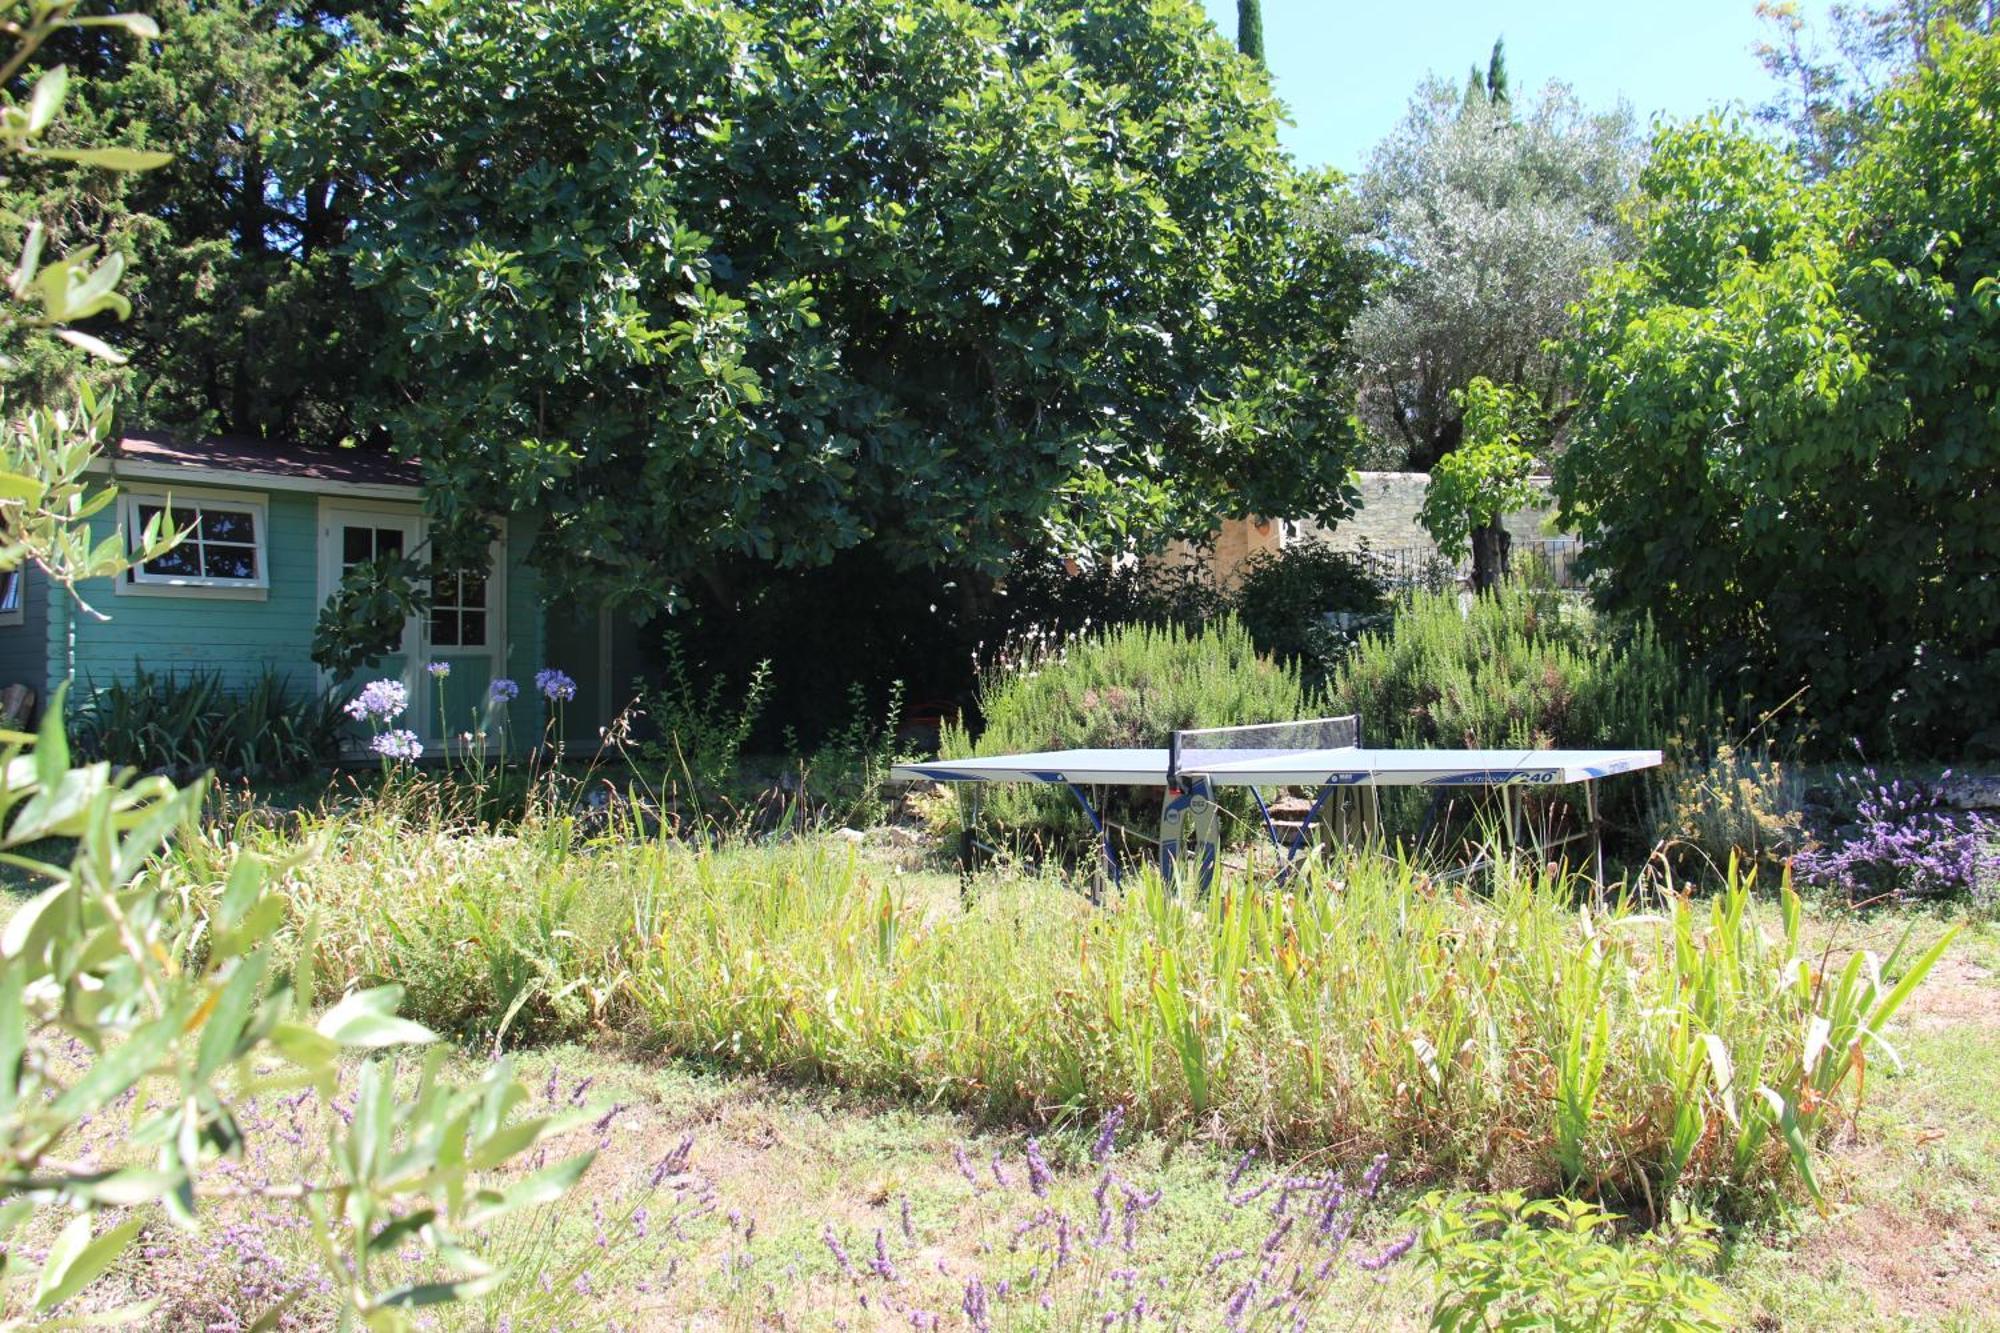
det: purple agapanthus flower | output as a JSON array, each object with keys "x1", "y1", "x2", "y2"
[
  {"x1": 369, "y1": 729, "x2": 423, "y2": 762},
  {"x1": 488, "y1": 677, "x2": 520, "y2": 704},
  {"x1": 426, "y1": 660, "x2": 451, "y2": 679},
  {"x1": 344, "y1": 678, "x2": 409, "y2": 722},
  {"x1": 535, "y1": 667, "x2": 577, "y2": 702}
]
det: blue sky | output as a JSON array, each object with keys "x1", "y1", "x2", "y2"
[{"x1": 1197, "y1": 1, "x2": 1805, "y2": 172}]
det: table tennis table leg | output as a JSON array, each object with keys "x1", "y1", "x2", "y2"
[
  {"x1": 1271, "y1": 783, "x2": 1338, "y2": 888},
  {"x1": 1585, "y1": 779, "x2": 1604, "y2": 898},
  {"x1": 957, "y1": 787, "x2": 984, "y2": 893},
  {"x1": 1066, "y1": 782, "x2": 1120, "y2": 893}
]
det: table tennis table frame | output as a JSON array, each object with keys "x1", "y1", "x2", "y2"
[{"x1": 935, "y1": 747, "x2": 1623, "y2": 894}]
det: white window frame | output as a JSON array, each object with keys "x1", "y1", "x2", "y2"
[
  {"x1": 117, "y1": 486, "x2": 270, "y2": 600},
  {"x1": 0, "y1": 568, "x2": 22, "y2": 626}
]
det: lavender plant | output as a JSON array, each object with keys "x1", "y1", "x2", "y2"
[
  {"x1": 809, "y1": 1111, "x2": 1414, "y2": 1328},
  {"x1": 1794, "y1": 768, "x2": 1999, "y2": 906}
]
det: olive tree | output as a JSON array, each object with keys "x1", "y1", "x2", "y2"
[
  {"x1": 1, "y1": 6, "x2": 581, "y2": 1324},
  {"x1": 1349, "y1": 76, "x2": 1641, "y2": 470}
]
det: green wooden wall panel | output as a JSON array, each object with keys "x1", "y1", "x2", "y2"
[
  {"x1": 57, "y1": 488, "x2": 325, "y2": 696},
  {"x1": 0, "y1": 565, "x2": 50, "y2": 702},
  {"x1": 48, "y1": 484, "x2": 551, "y2": 758}
]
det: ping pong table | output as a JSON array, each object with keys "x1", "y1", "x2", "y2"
[{"x1": 891, "y1": 716, "x2": 1661, "y2": 890}]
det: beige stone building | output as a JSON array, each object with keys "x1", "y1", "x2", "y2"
[{"x1": 1161, "y1": 472, "x2": 1564, "y2": 591}]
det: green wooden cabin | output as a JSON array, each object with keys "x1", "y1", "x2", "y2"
[{"x1": 0, "y1": 433, "x2": 631, "y2": 759}]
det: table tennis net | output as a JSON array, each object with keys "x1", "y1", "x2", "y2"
[{"x1": 1169, "y1": 715, "x2": 1361, "y2": 781}]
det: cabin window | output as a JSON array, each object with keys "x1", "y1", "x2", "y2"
[
  {"x1": 428, "y1": 562, "x2": 490, "y2": 647},
  {"x1": 0, "y1": 569, "x2": 21, "y2": 625},
  {"x1": 122, "y1": 492, "x2": 269, "y2": 592}
]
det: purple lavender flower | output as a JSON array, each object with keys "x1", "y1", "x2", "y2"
[
  {"x1": 536, "y1": 667, "x2": 578, "y2": 702},
  {"x1": 1356, "y1": 1229, "x2": 1418, "y2": 1271},
  {"x1": 989, "y1": 1151, "x2": 1012, "y2": 1189},
  {"x1": 822, "y1": 1225, "x2": 856, "y2": 1279},
  {"x1": 489, "y1": 676, "x2": 520, "y2": 704},
  {"x1": 870, "y1": 1229, "x2": 898, "y2": 1282},
  {"x1": 344, "y1": 678, "x2": 409, "y2": 722},
  {"x1": 1361, "y1": 1152, "x2": 1390, "y2": 1197},
  {"x1": 1092, "y1": 1106, "x2": 1126, "y2": 1163},
  {"x1": 1794, "y1": 769, "x2": 1998, "y2": 905},
  {"x1": 1207, "y1": 1246, "x2": 1246, "y2": 1274},
  {"x1": 962, "y1": 1276, "x2": 991, "y2": 1332},
  {"x1": 369, "y1": 729, "x2": 423, "y2": 762},
  {"x1": 1025, "y1": 1138, "x2": 1053, "y2": 1198},
  {"x1": 954, "y1": 1144, "x2": 981, "y2": 1189},
  {"x1": 1224, "y1": 1278, "x2": 1258, "y2": 1330}
]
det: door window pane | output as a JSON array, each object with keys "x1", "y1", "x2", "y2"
[{"x1": 429, "y1": 550, "x2": 494, "y2": 650}]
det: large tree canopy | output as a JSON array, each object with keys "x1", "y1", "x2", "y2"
[
  {"x1": 305, "y1": 0, "x2": 1367, "y2": 609},
  {"x1": 1555, "y1": 25, "x2": 2000, "y2": 754},
  {"x1": 1348, "y1": 75, "x2": 1640, "y2": 470},
  {"x1": 2, "y1": 0, "x2": 390, "y2": 437}
]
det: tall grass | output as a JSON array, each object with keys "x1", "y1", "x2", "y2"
[{"x1": 164, "y1": 792, "x2": 1947, "y2": 1217}]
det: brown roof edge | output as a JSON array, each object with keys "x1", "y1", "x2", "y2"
[{"x1": 114, "y1": 431, "x2": 422, "y2": 490}]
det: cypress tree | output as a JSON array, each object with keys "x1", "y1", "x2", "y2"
[
  {"x1": 1485, "y1": 37, "x2": 1511, "y2": 105},
  {"x1": 1237, "y1": 0, "x2": 1265, "y2": 64}
]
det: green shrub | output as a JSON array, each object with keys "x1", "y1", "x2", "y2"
[
  {"x1": 633, "y1": 634, "x2": 773, "y2": 791},
  {"x1": 1230, "y1": 538, "x2": 1389, "y2": 687},
  {"x1": 936, "y1": 617, "x2": 1315, "y2": 857},
  {"x1": 788, "y1": 678, "x2": 909, "y2": 828},
  {"x1": 71, "y1": 663, "x2": 348, "y2": 781},
  {"x1": 1328, "y1": 578, "x2": 1716, "y2": 844},
  {"x1": 1416, "y1": 1193, "x2": 1728, "y2": 1331}
]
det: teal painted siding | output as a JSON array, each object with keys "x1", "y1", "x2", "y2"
[
  {"x1": 0, "y1": 565, "x2": 50, "y2": 704},
  {"x1": 57, "y1": 486, "x2": 324, "y2": 697},
  {"x1": 49, "y1": 482, "x2": 550, "y2": 759},
  {"x1": 501, "y1": 515, "x2": 547, "y2": 744}
]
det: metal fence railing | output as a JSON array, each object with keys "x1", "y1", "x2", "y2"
[{"x1": 1358, "y1": 538, "x2": 1587, "y2": 591}]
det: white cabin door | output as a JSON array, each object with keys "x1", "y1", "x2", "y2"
[
  {"x1": 417, "y1": 533, "x2": 506, "y2": 754},
  {"x1": 319, "y1": 503, "x2": 423, "y2": 747}
]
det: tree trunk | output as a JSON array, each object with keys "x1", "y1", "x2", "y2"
[{"x1": 1469, "y1": 516, "x2": 1512, "y2": 593}]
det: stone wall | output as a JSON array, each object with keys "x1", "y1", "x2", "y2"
[
  {"x1": 1293, "y1": 471, "x2": 1560, "y2": 554},
  {"x1": 1155, "y1": 473, "x2": 1567, "y2": 593}
]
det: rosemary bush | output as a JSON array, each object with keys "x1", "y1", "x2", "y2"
[
  {"x1": 933, "y1": 617, "x2": 1316, "y2": 859},
  {"x1": 1328, "y1": 577, "x2": 1717, "y2": 844}
]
